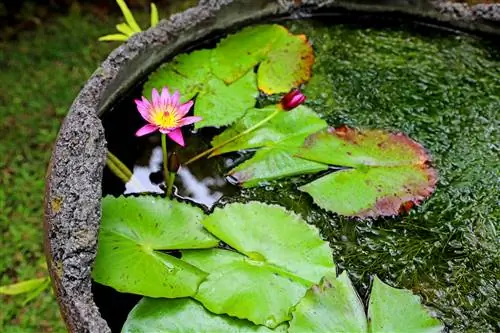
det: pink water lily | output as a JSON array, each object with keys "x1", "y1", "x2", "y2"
[{"x1": 135, "y1": 87, "x2": 201, "y2": 146}]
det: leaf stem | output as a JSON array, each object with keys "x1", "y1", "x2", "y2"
[
  {"x1": 166, "y1": 171, "x2": 176, "y2": 198},
  {"x1": 106, "y1": 151, "x2": 145, "y2": 192},
  {"x1": 161, "y1": 133, "x2": 169, "y2": 187},
  {"x1": 185, "y1": 109, "x2": 281, "y2": 165}
]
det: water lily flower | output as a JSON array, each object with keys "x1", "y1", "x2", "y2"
[
  {"x1": 135, "y1": 88, "x2": 201, "y2": 146},
  {"x1": 280, "y1": 88, "x2": 306, "y2": 111}
]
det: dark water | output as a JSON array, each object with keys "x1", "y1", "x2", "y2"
[{"x1": 99, "y1": 18, "x2": 499, "y2": 332}]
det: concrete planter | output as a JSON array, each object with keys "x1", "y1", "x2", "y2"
[{"x1": 43, "y1": 1, "x2": 499, "y2": 332}]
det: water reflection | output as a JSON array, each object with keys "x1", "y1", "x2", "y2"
[{"x1": 125, "y1": 145, "x2": 238, "y2": 209}]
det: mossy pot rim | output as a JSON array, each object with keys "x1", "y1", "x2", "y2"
[{"x1": 43, "y1": 1, "x2": 499, "y2": 332}]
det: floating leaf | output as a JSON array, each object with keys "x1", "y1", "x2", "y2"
[
  {"x1": 257, "y1": 33, "x2": 314, "y2": 94},
  {"x1": 211, "y1": 105, "x2": 328, "y2": 187},
  {"x1": 201, "y1": 202, "x2": 333, "y2": 283},
  {"x1": 182, "y1": 248, "x2": 307, "y2": 328},
  {"x1": 92, "y1": 196, "x2": 218, "y2": 298},
  {"x1": 211, "y1": 25, "x2": 282, "y2": 83},
  {"x1": 298, "y1": 126, "x2": 437, "y2": 217},
  {"x1": 368, "y1": 276, "x2": 444, "y2": 333},
  {"x1": 289, "y1": 271, "x2": 367, "y2": 333},
  {"x1": 143, "y1": 50, "x2": 257, "y2": 128},
  {"x1": 122, "y1": 297, "x2": 276, "y2": 333},
  {"x1": 211, "y1": 24, "x2": 314, "y2": 93}
]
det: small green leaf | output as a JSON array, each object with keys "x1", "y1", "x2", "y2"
[
  {"x1": 143, "y1": 50, "x2": 212, "y2": 102},
  {"x1": 116, "y1": 23, "x2": 135, "y2": 37},
  {"x1": 369, "y1": 276, "x2": 444, "y2": 333},
  {"x1": 289, "y1": 271, "x2": 367, "y2": 333},
  {"x1": 258, "y1": 33, "x2": 314, "y2": 94},
  {"x1": 211, "y1": 25, "x2": 285, "y2": 83},
  {"x1": 122, "y1": 297, "x2": 276, "y2": 333},
  {"x1": 195, "y1": 70, "x2": 257, "y2": 128},
  {"x1": 0, "y1": 277, "x2": 48, "y2": 296},
  {"x1": 298, "y1": 126, "x2": 437, "y2": 217},
  {"x1": 92, "y1": 197, "x2": 218, "y2": 297},
  {"x1": 211, "y1": 105, "x2": 328, "y2": 186},
  {"x1": 229, "y1": 148, "x2": 327, "y2": 188},
  {"x1": 201, "y1": 202, "x2": 333, "y2": 284},
  {"x1": 21, "y1": 279, "x2": 51, "y2": 306},
  {"x1": 143, "y1": 50, "x2": 257, "y2": 128},
  {"x1": 150, "y1": 3, "x2": 159, "y2": 27},
  {"x1": 116, "y1": 0, "x2": 142, "y2": 33},
  {"x1": 211, "y1": 24, "x2": 314, "y2": 93},
  {"x1": 98, "y1": 33, "x2": 129, "y2": 42}
]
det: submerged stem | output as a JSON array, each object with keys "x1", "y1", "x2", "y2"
[
  {"x1": 106, "y1": 151, "x2": 145, "y2": 192},
  {"x1": 161, "y1": 133, "x2": 169, "y2": 187},
  {"x1": 185, "y1": 109, "x2": 281, "y2": 165},
  {"x1": 166, "y1": 171, "x2": 176, "y2": 198}
]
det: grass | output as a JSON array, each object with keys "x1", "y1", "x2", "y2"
[{"x1": 0, "y1": 7, "x2": 119, "y2": 332}]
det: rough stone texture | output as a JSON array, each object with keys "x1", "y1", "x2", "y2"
[{"x1": 44, "y1": 0, "x2": 499, "y2": 332}]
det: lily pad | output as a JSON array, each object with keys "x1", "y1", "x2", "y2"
[
  {"x1": 210, "y1": 105, "x2": 328, "y2": 187},
  {"x1": 298, "y1": 126, "x2": 437, "y2": 217},
  {"x1": 368, "y1": 276, "x2": 444, "y2": 333},
  {"x1": 201, "y1": 202, "x2": 333, "y2": 284},
  {"x1": 289, "y1": 271, "x2": 367, "y2": 333},
  {"x1": 143, "y1": 50, "x2": 257, "y2": 128},
  {"x1": 182, "y1": 248, "x2": 309, "y2": 328},
  {"x1": 92, "y1": 196, "x2": 219, "y2": 298},
  {"x1": 122, "y1": 297, "x2": 276, "y2": 333},
  {"x1": 211, "y1": 24, "x2": 314, "y2": 93},
  {"x1": 257, "y1": 33, "x2": 314, "y2": 94}
]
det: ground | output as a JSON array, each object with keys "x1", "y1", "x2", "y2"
[{"x1": 0, "y1": 6, "x2": 118, "y2": 333}]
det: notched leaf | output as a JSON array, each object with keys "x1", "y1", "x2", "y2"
[{"x1": 298, "y1": 126, "x2": 437, "y2": 218}]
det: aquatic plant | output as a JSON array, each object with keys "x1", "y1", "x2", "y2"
[
  {"x1": 99, "y1": 0, "x2": 159, "y2": 42},
  {"x1": 134, "y1": 87, "x2": 201, "y2": 187},
  {"x1": 92, "y1": 197, "x2": 442, "y2": 331}
]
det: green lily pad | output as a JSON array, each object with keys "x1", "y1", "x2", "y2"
[
  {"x1": 229, "y1": 148, "x2": 327, "y2": 188},
  {"x1": 143, "y1": 50, "x2": 257, "y2": 128},
  {"x1": 211, "y1": 25, "x2": 283, "y2": 84},
  {"x1": 211, "y1": 24, "x2": 314, "y2": 93},
  {"x1": 122, "y1": 297, "x2": 276, "y2": 333},
  {"x1": 298, "y1": 126, "x2": 437, "y2": 217},
  {"x1": 289, "y1": 271, "x2": 367, "y2": 333},
  {"x1": 201, "y1": 202, "x2": 333, "y2": 284},
  {"x1": 257, "y1": 33, "x2": 314, "y2": 94},
  {"x1": 368, "y1": 276, "x2": 444, "y2": 333},
  {"x1": 210, "y1": 105, "x2": 328, "y2": 187},
  {"x1": 182, "y1": 248, "x2": 308, "y2": 328},
  {"x1": 92, "y1": 196, "x2": 219, "y2": 298}
]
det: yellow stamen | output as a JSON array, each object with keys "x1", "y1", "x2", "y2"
[{"x1": 151, "y1": 108, "x2": 179, "y2": 129}]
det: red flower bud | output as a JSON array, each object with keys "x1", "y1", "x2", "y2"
[
  {"x1": 167, "y1": 152, "x2": 181, "y2": 173},
  {"x1": 280, "y1": 89, "x2": 306, "y2": 111}
]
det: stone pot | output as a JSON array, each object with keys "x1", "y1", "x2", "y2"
[{"x1": 43, "y1": 1, "x2": 499, "y2": 332}]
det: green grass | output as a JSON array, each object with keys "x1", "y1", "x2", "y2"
[{"x1": 0, "y1": 8, "x2": 119, "y2": 332}]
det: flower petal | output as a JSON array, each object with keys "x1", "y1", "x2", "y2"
[
  {"x1": 170, "y1": 90, "x2": 180, "y2": 107},
  {"x1": 135, "y1": 124, "x2": 158, "y2": 137},
  {"x1": 179, "y1": 116, "x2": 202, "y2": 126},
  {"x1": 167, "y1": 128, "x2": 185, "y2": 146},
  {"x1": 160, "y1": 87, "x2": 171, "y2": 107},
  {"x1": 177, "y1": 100, "x2": 194, "y2": 117},
  {"x1": 135, "y1": 99, "x2": 152, "y2": 121},
  {"x1": 152, "y1": 88, "x2": 161, "y2": 108}
]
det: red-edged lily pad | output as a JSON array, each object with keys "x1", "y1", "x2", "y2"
[{"x1": 297, "y1": 126, "x2": 437, "y2": 217}]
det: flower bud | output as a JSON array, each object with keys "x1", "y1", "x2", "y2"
[
  {"x1": 167, "y1": 152, "x2": 181, "y2": 173},
  {"x1": 280, "y1": 89, "x2": 306, "y2": 111}
]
